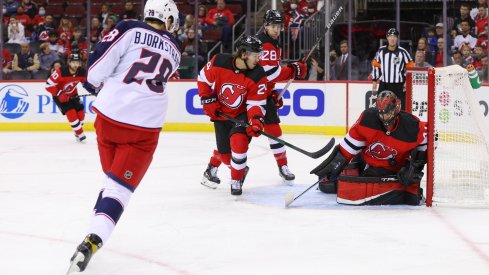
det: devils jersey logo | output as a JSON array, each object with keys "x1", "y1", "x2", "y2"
[
  {"x1": 366, "y1": 142, "x2": 398, "y2": 160},
  {"x1": 219, "y1": 83, "x2": 247, "y2": 109}
]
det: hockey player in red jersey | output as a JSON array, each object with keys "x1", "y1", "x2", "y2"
[
  {"x1": 310, "y1": 91, "x2": 428, "y2": 205},
  {"x1": 66, "y1": 0, "x2": 181, "y2": 273},
  {"x1": 45, "y1": 53, "x2": 87, "y2": 143},
  {"x1": 201, "y1": 10, "x2": 307, "y2": 188},
  {"x1": 198, "y1": 35, "x2": 268, "y2": 195}
]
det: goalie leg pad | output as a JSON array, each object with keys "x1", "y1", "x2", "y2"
[{"x1": 336, "y1": 175, "x2": 420, "y2": 206}]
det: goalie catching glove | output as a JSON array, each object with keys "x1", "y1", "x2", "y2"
[
  {"x1": 288, "y1": 61, "x2": 307, "y2": 80},
  {"x1": 201, "y1": 95, "x2": 221, "y2": 120}
]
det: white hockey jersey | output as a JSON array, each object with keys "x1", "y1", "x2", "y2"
[{"x1": 87, "y1": 20, "x2": 181, "y2": 131}]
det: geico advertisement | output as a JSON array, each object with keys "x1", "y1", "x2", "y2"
[
  {"x1": 347, "y1": 83, "x2": 489, "y2": 127},
  {"x1": 1, "y1": 81, "x2": 346, "y2": 127}
]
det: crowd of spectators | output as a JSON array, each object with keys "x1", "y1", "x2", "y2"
[{"x1": 1, "y1": 0, "x2": 488, "y2": 82}]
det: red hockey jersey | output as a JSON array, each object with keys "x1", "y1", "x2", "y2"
[
  {"x1": 45, "y1": 66, "x2": 86, "y2": 97},
  {"x1": 257, "y1": 32, "x2": 296, "y2": 95},
  {"x1": 339, "y1": 108, "x2": 428, "y2": 172},
  {"x1": 198, "y1": 54, "x2": 268, "y2": 120}
]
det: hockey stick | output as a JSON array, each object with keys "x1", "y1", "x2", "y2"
[
  {"x1": 218, "y1": 112, "x2": 335, "y2": 159},
  {"x1": 278, "y1": 5, "x2": 344, "y2": 100},
  {"x1": 284, "y1": 179, "x2": 321, "y2": 207},
  {"x1": 75, "y1": 94, "x2": 96, "y2": 98}
]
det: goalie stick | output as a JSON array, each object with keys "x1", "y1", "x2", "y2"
[
  {"x1": 278, "y1": 5, "x2": 344, "y2": 99},
  {"x1": 218, "y1": 112, "x2": 335, "y2": 159}
]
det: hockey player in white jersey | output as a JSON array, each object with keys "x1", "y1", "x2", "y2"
[{"x1": 66, "y1": 0, "x2": 180, "y2": 273}]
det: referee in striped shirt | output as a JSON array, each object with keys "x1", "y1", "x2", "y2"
[{"x1": 372, "y1": 28, "x2": 414, "y2": 110}]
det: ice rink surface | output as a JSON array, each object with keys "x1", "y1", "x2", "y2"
[{"x1": 1, "y1": 131, "x2": 489, "y2": 275}]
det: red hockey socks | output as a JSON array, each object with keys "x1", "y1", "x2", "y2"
[
  {"x1": 66, "y1": 109, "x2": 84, "y2": 136},
  {"x1": 230, "y1": 133, "x2": 249, "y2": 180},
  {"x1": 264, "y1": 123, "x2": 287, "y2": 166}
]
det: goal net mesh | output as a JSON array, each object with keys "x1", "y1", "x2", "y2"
[{"x1": 407, "y1": 65, "x2": 489, "y2": 207}]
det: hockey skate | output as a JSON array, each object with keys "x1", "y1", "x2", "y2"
[
  {"x1": 75, "y1": 133, "x2": 86, "y2": 143},
  {"x1": 201, "y1": 164, "x2": 221, "y2": 189},
  {"x1": 230, "y1": 166, "x2": 249, "y2": 196},
  {"x1": 279, "y1": 165, "x2": 295, "y2": 185},
  {"x1": 66, "y1": 234, "x2": 103, "y2": 274}
]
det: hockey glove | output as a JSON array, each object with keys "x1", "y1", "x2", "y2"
[
  {"x1": 288, "y1": 61, "x2": 307, "y2": 79},
  {"x1": 397, "y1": 150, "x2": 427, "y2": 186},
  {"x1": 201, "y1": 95, "x2": 221, "y2": 120},
  {"x1": 57, "y1": 93, "x2": 70, "y2": 103},
  {"x1": 246, "y1": 116, "x2": 264, "y2": 137},
  {"x1": 83, "y1": 81, "x2": 101, "y2": 95},
  {"x1": 310, "y1": 145, "x2": 348, "y2": 180},
  {"x1": 271, "y1": 89, "x2": 284, "y2": 108}
]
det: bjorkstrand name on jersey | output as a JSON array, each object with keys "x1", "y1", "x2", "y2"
[{"x1": 134, "y1": 31, "x2": 180, "y2": 64}]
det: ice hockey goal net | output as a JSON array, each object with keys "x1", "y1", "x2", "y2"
[{"x1": 406, "y1": 65, "x2": 489, "y2": 207}]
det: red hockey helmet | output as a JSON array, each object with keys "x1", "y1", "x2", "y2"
[{"x1": 376, "y1": 90, "x2": 401, "y2": 128}]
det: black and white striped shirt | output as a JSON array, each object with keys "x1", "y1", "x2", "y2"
[{"x1": 372, "y1": 45, "x2": 414, "y2": 83}]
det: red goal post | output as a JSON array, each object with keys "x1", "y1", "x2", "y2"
[{"x1": 406, "y1": 66, "x2": 489, "y2": 207}]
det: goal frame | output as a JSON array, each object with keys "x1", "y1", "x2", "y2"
[{"x1": 406, "y1": 67, "x2": 436, "y2": 207}]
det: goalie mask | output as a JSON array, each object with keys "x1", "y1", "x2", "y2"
[
  {"x1": 376, "y1": 90, "x2": 401, "y2": 128},
  {"x1": 144, "y1": 0, "x2": 179, "y2": 32}
]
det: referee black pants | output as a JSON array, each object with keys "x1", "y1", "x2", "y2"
[{"x1": 378, "y1": 82, "x2": 406, "y2": 111}]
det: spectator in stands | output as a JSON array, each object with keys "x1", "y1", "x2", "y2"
[
  {"x1": 31, "y1": 6, "x2": 46, "y2": 29},
  {"x1": 205, "y1": 0, "x2": 235, "y2": 51},
  {"x1": 47, "y1": 31, "x2": 65, "y2": 58},
  {"x1": 284, "y1": 0, "x2": 305, "y2": 32},
  {"x1": 120, "y1": 1, "x2": 138, "y2": 21},
  {"x1": 3, "y1": 0, "x2": 20, "y2": 16},
  {"x1": 12, "y1": 42, "x2": 40, "y2": 75},
  {"x1": 473, "y1": 44, "x2": 485, "y2": 70},
  {"x1": 99, "y1": 3, "x2": 111, "y2": 28},
  {"x1": 2, "y1": 48, "x2": 13, "y2": 77},
  {"x1": 15, "y1": 7, "x2": 31, "y2": 34},
  {"x1": 415, "y1": 37, "x2": 432, "y2": 66},
  {"x1": 460, "y1": 44, "x2": 475, "y2": 65},
  {"x1": 178, "y1": 15, "x2": 200, "y2": 41},
  {"x1": 57, "y1": 15, "x2": 74, "y2": 42},
  {"x1": 452, "y1": 50, "x2": 467, "y2": 68},
  {"x1": 89, "y1": 17, "x2": 103, "y2": 49},
  {"x1": 337, "y1": 40, "x2": 359, "y2": 80},
  {"x1": 471, "y1": 0, "x2": 487, "y2": 20},
  {"x1": 452, "y1": 2, "x2": 475, "y2": 37},
  {"x1": 32, "y1": 13, "x2": 55, "y2": 42},
  {"x1": 306, "y1": 50, "x2": 324, "y2": 81},
  {"x1": 21, "y1": 0, "x2": 37, "y2": 19},
  {"x1": 435, "y1": 38, "x2": 449, "y2": 67},
  {"x1": 329, "y1": 49, "x2": 338, "y2": 80},
  {"x1": 474, "y1": 4, "x2": 488, "y2": 38},
  {"x1": 65, "y1": 28, "x2": 88, "y2": 61},
  {"x1": 426, "y1": 27, "x2": 438, "y2": 64},
  {"x1": 435, "y1": 23, "x2": 454, "y2": 54},
  {"x1": 39, "y1": 42, "x2": 59, "y2": 72},
  {"x1": 197, "y1": 4, "x2": 208, "y2": 30},
  {"x1": 100, "y1": 15, "x2": 117, "y2": 40},
  {"x1": 7, "y1": 16, "x2": 26, "y2": 44},
  {"x1": 180, "y1": 28, "x2": 204, "y2": 70},
  {"x1": 479, "y1": 55, "x2": 488, "y2": 82},
  {"x1": 414, "y1": 50, "x2": 432, "y2": 68},
  {"x1": 454, "y1": 19, "x2": 477, "y2": 50},
  {"x1": 50, "y1": 60, "x2": 62, "y2": 75}
]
